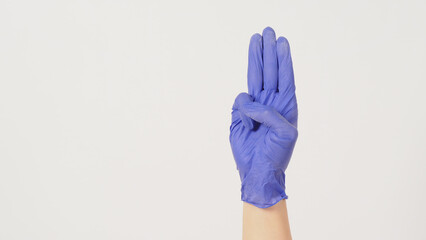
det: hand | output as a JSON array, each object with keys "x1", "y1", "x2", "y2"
[{"x1": 230, "y1": 27, "x2": 298, "y2": 208}]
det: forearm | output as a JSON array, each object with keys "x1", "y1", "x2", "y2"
[{"x1": 243, "y1": 200, "x2": 292, "y2": 240}]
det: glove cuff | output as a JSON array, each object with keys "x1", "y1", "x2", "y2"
[{"x1": 240, "y1": 168, "x2": 287, "y2": 208}]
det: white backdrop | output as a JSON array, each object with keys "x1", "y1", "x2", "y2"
[{"x1": 1, "y1": 0, "x2": 425, "y2": 239}]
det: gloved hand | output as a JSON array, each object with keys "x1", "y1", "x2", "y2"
[{"x1": 230, "y1": 27, "x2": 298, "y2": 208}]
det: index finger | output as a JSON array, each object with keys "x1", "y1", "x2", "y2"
[{"x1": 247, "y1": 33, "x2": 263, "y2": 98}]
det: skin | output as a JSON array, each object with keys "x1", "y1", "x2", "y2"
[{"x1": 243, "y1": 200, "x2": 292, "y2": 240}]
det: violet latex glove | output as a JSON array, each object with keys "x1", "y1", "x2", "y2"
[{"x1": 230, "y1": 27, "x2": 298, "y2": 208}]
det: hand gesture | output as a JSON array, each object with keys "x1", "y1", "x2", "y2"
[{"x1": 230, "y1": 27, "x2": 298, "y2": 208}]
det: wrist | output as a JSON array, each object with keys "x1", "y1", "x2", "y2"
[{"x1": 240, "y1": 168, "x2": 287, "y2": 208}]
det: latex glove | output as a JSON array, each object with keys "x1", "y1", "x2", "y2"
[{"x1": 230, "y1": 27, "x2": 298, "y2": 208}]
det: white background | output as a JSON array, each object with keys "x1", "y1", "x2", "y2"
[{"x1": 1, "y1": 0, "x2": 426, "y2": 239}]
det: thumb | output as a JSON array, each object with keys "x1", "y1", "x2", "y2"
[
  {"x1": 233, "y1": 93, "x2": 255, "y2": 130},
  {"x1": 238, "y1": 101, "x2": 295, "y2": 132}
]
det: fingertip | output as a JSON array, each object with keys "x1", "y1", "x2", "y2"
[
  {"x1": 262, "y1": 27, "x2": 276, "y2": 37},
  {"x1": 277, "y1": 37, "x2": 290, "y2": 54},
  {"x1": 249, "y1": 33, "x2": 262, "y2": 52},
  {"x1": 277, "y1": 36, "x2": 290, "y2": 50},
  {"x1": 250, "y1": 33, "x2": 262, "y2": 42},
  {"x1": 277, "y1": 36, "x2": 289, "y2": 45}
]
